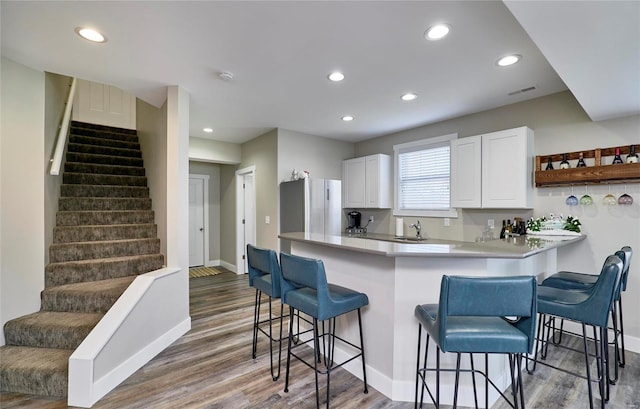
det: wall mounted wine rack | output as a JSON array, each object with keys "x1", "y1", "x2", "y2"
[{"x1": 535, "y1": 144, "x2": 640, "y2": 187}]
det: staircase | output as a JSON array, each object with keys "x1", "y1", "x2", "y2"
[{"x1": 0, "y1": 121, "x2": 165, "y2": 397}]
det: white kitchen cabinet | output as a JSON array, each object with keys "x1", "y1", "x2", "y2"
[
  {"x1": 451, "y1": 126, "x2": 533, "y2": 209},
  {"x1": 343, "y1": 154, "x2": 391, "y2": 208}
]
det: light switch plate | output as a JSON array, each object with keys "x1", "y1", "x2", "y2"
[
  {"x1": 265, "y1": 216, "x2": 270, "y2": 224},
  {"x1": 444, "y1": 218, "x2": 450, "y2": 227}
]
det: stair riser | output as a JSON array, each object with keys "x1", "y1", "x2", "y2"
[
  {"x1": 56, "y1": 210, "x2": 155, "y2": 226},
  {"x1": 42, "y1": 290, "x2": 127, "y2": 313},
  {"x1": 68, "y1": 143, "x2": 142, "y2": 158},
  {"x1": 64, "y1": 162, "x2": 146, "y2": 177},
  {"x1": 4, "y1": 319, "x2": 99, "y2": 350},
  {"x1": 72, "y1": 121, "x2": 137, "y2": 135},
  {"x1": 54, "y1": 224, "x2": 157, "y2": 243},
  {"x1": 61, "y1": 184, "x2": 149, "y2": 198},
  {"x1": 59, "y1": 197, "x2": 152, "y2": 211},
  {"x1": 49, "y1": 239, "x2": 161, "y2": 263},
  {"x1": 66, "y1": 152, "x2": 143, "y2": 167},
  {"x1": 45, "y1": 254, "x2": 164, "y2": 287},
  {"x1": 63, "y1": 172, "x2": 147, "y2": 186},
  {"x1": 69, "y1": 134, "x2": 140, "y2": 150}
]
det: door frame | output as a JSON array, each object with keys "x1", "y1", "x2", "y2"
[
  {"x1": 236, "y1": 166, "x2": 256, "y2": 275},
  {"x1": 189, "y1": 174, "x2": 210, "y2": 267}
]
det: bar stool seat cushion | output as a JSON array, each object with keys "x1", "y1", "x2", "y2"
[
  {"x1": 284, "y1": 283, "x2": 369, "y2": 321},
  {"x1": 541, "y1": 272, "x2": 597, "y2": 291},
  {"x1": 415, "y1": 304, "x2": 531, "y2": 353}
]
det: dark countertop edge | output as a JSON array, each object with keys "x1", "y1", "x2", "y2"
[{"x1": 279, "y1": 232, "x2": 586, "y2": 259}]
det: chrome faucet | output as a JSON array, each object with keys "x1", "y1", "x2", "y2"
[{"x1": 409, "y1": 220, "x2": 422, "y2": 240}]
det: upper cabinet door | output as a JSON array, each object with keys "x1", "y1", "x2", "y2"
[
  {"x1": 451, "y1": 134, "x2": 482, "y2": 208},
  {"x1": 481, "y1": 127, "x2": 533, "y2": 208},
  {"x1": 343, "y1": 154, "x2": 391, "y2": 208},
  {"x1": 343, "y1": 157, "x2": 366, "y2": 208}
]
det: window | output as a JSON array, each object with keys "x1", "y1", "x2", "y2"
[{"x1": 393, "y1": 133, "x2": 458, "y2": 218}]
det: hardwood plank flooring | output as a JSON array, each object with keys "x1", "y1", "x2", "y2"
[{"x1": 1, "y1": 271, "x2": 638, "y2": 408}]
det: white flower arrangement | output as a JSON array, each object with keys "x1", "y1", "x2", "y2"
[{"x1": 526, "y1": 213, "x2": 581, "y2": 234}]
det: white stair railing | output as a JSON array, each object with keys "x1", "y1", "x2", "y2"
[{"x1": 49, "y1": 77, "x2": 77, "y2": 175}]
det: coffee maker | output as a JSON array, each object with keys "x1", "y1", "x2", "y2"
[{"x1": 346, "y1": 210, "x2": 365, "y2": 234}]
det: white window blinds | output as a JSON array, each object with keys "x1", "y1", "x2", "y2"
[{"x1": 393, "y1": 133, "x2": 457, "y2": 217}]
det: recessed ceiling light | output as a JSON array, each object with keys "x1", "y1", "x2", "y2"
[
  {"x1": 203, "y1": 128, "x2": 213, "y2": 133},
  {"x1": 342, "y1": 115, "x2": 354, "y2": 122},
  {"x1": 75, "y1": 27, "x2": 106, "y2": 43},
  {"x1": 401, "y1": 93, "x2": 418, "y2": 101},
  {"x1": 328, "y1": 72, "x2": 345, "y2": 82},
  {"x1": 425, "y1": 24, "x2": 450, "y2": 41},
  {"x1": 497, "y1": 54, "x2": 521, "y2": 67}
]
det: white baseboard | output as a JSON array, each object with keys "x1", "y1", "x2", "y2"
[
  {"x1": 219, "y1": 260, "x2": 236, "y2": 273},
  {"x1": 205, "y1": 259, "x2": 219, "y2": 267}
]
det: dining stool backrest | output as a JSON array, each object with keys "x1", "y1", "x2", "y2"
[
  {"x1": 620, "y1": 246, "x2": 632, "y2": 292},
  {"x1": 247, "y1": 244, "x2": 282, "y2": 298},
  {"x1": 580, "y1": 254, "x2": 623, "y2": 327},
  {"x1": 279, "y1": 252, "x2": 329, "y2": 294},
  {"x1": 439, "y1": 275, "x2": 537, "y2": 352}
]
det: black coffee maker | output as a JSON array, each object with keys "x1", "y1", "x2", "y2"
[{"x1": 347, "y1": 210, "x2": 362, "y2": 228}]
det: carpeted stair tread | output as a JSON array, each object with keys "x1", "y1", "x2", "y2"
[
  {"x1": 54, "y1": 224, "x2": 157, "y2": 243},
  {"x1": 63, "y1": 172, "x2": 147, "y2": 187},
  {"x1": 49, "y1": 238, "x2": 161, "y2": 263},
  {"x1": 4, "y1": 312, "x2": 103, "y2": 349},
  {"x1": 59, "y1": 197, "x2": 151, "y2": 211},
  {"x1": 67, "y1": 142, "x2": 142, "y2": 158},
  {"x1": 0, "y1": 346, "x2": 72, "y2": 396},
  {"x1": 64, "y1": 162, "x2": 145, "y2": 177},
  {"x1": 42, "y1": 276, "x2": 136, "y2": 313},
  {"x1": 66, "y1": 152, "x2": 143, "y2": 167},
  {"x1": 69, "y1": 134, "x2": 140, "y2": 150},
  {"x1": 45, "y1": 254, "x2": 164, "y2": 287},
  {"x1": 61, "y1": 184, "x2": 149, "y2": 198},
  {"x1": 56, "y1": 210, "x2": 155, "y2": 226}
]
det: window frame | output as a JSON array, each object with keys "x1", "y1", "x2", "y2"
[{"x1": 393, "y1": 133, "x2": 458, "y2": 218}]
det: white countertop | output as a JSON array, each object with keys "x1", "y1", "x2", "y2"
[{"x1": 279, "y1": 231, "x2": 586, "y2": 258}]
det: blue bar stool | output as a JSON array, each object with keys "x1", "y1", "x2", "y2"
[
  {"x1": 279, "y1": 252, "x2": 369, "y2": 409},
  {"x1": 531, "y1": 254, "x2": 623, "y2": 409},
  {"x1": 540, "y1": 246, "x2": 632, "y2": 375},
  {"x1": 246, "y1": 244, "x2": 285, "y2": 381},
  {"x1": 415, "y1": 275, "x2": 537, "y2": 409}
]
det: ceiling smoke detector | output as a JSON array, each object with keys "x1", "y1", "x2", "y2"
[{"x1": 219, "y1": 72, "x2": 234, "y2": 82}]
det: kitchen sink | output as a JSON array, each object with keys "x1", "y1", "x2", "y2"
[{"x1": 357, "y1": 234, "x2": 427, "y2": 244}]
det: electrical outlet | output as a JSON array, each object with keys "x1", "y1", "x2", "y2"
[
  {"x1": 265, "y1": 216, "x2": 270, "y2": 224},
  {"x1": 368, "y1": 216, "x2": 374, "y2": 223},
  {"x1": 488, "y1": 219, "x2": 494, "y2": 229},
  {"x1": 444, "y1": 218, "x2": 450, "y2": 227}
]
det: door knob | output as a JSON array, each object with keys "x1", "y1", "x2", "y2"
[{"x1": 199, "y1": 228, "x2": 204, "y2": 231}]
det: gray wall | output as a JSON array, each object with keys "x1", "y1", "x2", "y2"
[
  {"x1": 219, "y1": 164, "x2": 238, "y2": 268},
  {"x1": 356, "y1": 90, "x2": 640, "y2": 340},
  {"x1": 137, "y1": 99, "x2": 168, "y2": 261},
  {"x1": 189, "y1": 161, "x2": 222, "y2": 262},
  {"x1": 1, "y1": 58, "x2": 46, "y2": 345}
]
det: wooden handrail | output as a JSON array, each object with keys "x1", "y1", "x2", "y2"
[{"x1": 49, "y1": 77, "x2": 77, "y2": 175}]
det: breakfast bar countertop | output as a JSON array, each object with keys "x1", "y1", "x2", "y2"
[{"x1": 278, "y1": 231, "x2": 586, "y2": 259}]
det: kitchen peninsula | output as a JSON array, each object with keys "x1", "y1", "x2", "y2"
[{"x1": 278, "y1": 232, "x2": 585, "y2": 406}]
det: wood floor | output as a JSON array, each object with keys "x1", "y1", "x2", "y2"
[{"x1": 1, "y1": 271, "x2": 638, "y2": 408}]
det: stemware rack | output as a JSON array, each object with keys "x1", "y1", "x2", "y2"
[{"x1": 535, "y1": 144, "x2": 640, "y2": 187}]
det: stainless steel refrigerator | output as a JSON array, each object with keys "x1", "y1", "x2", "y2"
[{"x1": 280, "y1": 178, "x2": 342, "y2": 250}]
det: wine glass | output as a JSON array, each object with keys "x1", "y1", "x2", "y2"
[
  {"x1": 603, "y1": 184, "x2": 617, "y2": 205},
  {"x1": 566, "y1": 185, "x2": 578, "y2": 206},
  {"x1": 618, "y1": 185, "x2": 633, "y2": 205},
  {"x1": 579, "y1": 185, "x2": 593, "y2": 205}
]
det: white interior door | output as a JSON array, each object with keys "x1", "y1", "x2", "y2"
[
  {"x1": 73, "y1": 79, "x2": 136, "y2": 129},
  {"x1": 189, "y1": 177, "x2": 205, "y2": 267},
  {"x1": 236, "y1": 167, "x2": 256, "y2": 275}
]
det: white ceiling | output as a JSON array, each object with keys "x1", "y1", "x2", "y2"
[{"x1": 1, "y1": 1, "x2": 638, "y2": 144}]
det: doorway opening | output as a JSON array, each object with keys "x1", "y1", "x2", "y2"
[
  {"x1": 236, "y1": 166, "x2": 256, "y2": 275},
  {"x1": 188, "y1": 174, "x2": 209, "y2": 267}
]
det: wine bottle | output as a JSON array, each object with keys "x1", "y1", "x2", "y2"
[
  {"x1": 545, "y1": 156, "x2": 554, "y2": 170},
  {"x1": 559, "y1": 153, "x2": 570, "y2": 169},
  {"x1": 627, "y1": 145, "x2": 639, "y2": 164},
  {"x1": 612, "y1": 147, "x2": 624, "y2": 164},
  {"x1": 576, "y1": 152, "x2": 587, "y2": 167},
  {"x1": 499, "y1": 220, "x2": 506, "y2": 239}
]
